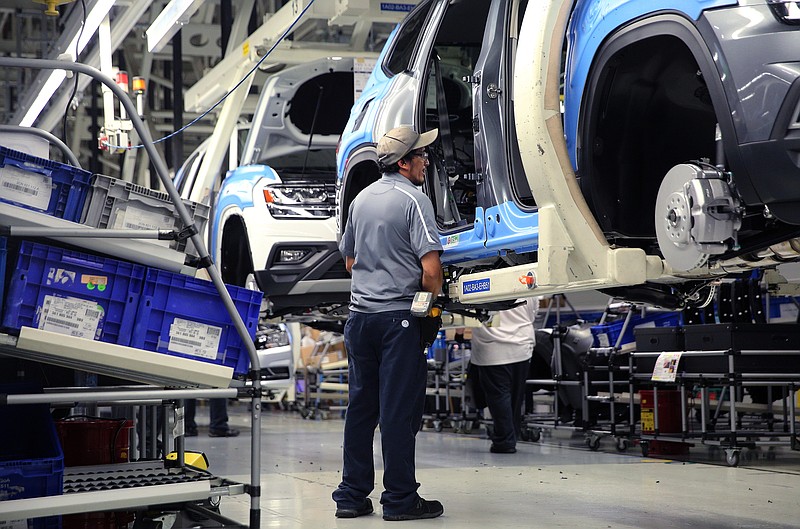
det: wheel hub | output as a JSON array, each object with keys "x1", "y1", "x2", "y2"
[{"x1": 655, "y1": 164, "x2": 741, "y2": 272}]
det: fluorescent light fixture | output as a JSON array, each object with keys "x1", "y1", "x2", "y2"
[
  {"x1": 69, "y1": 0, "x2": 117, "y2": 58},
  {"x1": 146, "y1": 0, "x2": 204, "y2": 53},
  {"x1": 19, "y1": 70, "x2": 67, "y2": 127},
  {"x1": 19, "y1": 0, "x2": 116, "y2": 127}
]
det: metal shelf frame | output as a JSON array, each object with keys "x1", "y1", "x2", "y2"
[
  {"x1": 0, "y1": 56, "x2": 264, "y2": 527},
  {"x1": 0, "y1": 204, "x2": 196, "y2": 275},
  {"x1": 629, "y1": 348, "x2": 800, "y2": 464},
  {"x1": 0, "y1": 329, "x2": 237, "y2": 388}
]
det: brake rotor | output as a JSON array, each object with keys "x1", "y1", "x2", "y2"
[{"x1": 655, "y1": 164, "x2": 710, "y2": 272}]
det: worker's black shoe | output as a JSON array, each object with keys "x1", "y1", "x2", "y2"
[
  {"x1": 490, "y1": 444, "x2": 517, "y2": 454},
  {"x1": 383, "y1": 498, "x2": 443, "y2": 521},
  {"x1": 184, "y1": 427, "x2": 198, "y2": 437},
  {"x1": 335, "y1": 498, "x2": 374, "y2": 518},
  {"x1": 209, "y1": 428, "x2": 240, "y2": 437}
]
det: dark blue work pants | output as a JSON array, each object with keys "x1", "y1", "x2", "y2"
[
  {"x1": 470, "y1": 359, "x2": 531, "y2": 449},
  {"x1": 184, "y1": 398, "x2": 229, "y2": 432},
  {"x1": 332, "y1": 310, "x2": 428, "y2": 516}
]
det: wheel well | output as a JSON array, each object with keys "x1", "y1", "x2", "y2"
[
  {"x1": 220, "y1": 216, "x2": 254, "y2": 287},
  {"x1": 340, "y1": 158, "x2": 380, "y2": 234},
  {"x1": 579, "y1": 32, "x2": 718, "y2": 247}
]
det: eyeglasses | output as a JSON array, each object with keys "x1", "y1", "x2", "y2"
[{"x1": 409, "y1": 150, "x2": 428, "y2": 160}]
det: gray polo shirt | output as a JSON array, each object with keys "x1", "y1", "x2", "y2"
[{"x1": 340, "y1": 172, "x2": 443, "y2": 313}]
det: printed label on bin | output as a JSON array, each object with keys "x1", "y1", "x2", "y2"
[
  {"x1": 112, "y1": 207, "x2": 176, "y2": 247},
  {"x1": 641, "y1": 409, "x2": 655, "y2": 433},
  {"x1": 596, "y1": 333, "x2": 610, "y2": 347},
  {"x1": 168, "y1": 318, "x2": 222, "y2": 360},
  {"x1": 113, "y1": 206, "x2": 176, "y2": 232},
  {"x1": 38, "y1": 295, "x2": 103, "y2": 340},
  {"x1": 0, "y1": 165, "x2": 51, "y2": 211},
  {"x1": 0, "y1": 518, "x2": 28, "y2": 528},
  {"x1": 81, "y1": 274, "x2": 108, "y2": 291},
  {"x1": 46, "y1": 267, "x2": 76, "y2": 286},
  {"x1": 779, "y1": 303, "x2": 799, "y2": 322}
]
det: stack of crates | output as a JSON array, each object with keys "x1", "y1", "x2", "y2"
[
  {"x1": 0, "y1": 240, "x2": 263, "y2": 376},
  {"x1": 0, "y1": 145, "x2": 210, "y2": 259},
  {"x1": 80, "y1": 174, "x2": 210, "y2": 257}
]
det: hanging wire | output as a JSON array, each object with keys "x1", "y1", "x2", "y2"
[
  {"x1": 62, "y1": 0, "x2": 88, "y2": 148},
  {"x1": 101, "y1": 0, "x2": 318, "y2": 151}
]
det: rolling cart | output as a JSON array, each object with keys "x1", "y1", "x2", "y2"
[
  {"x1": 522, "y1": 295, "x2": 591, "y2": 442},
  {"x1": 298, "y1": 332, "x2": 348, "y2": 420}
]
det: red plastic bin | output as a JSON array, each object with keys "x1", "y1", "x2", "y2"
[
  {"x1": 640, "y1": 389, "x2": 689, "y2": 456},
  {"x1": 55, "y1": 417, "x2": 133, "y2": 467}
]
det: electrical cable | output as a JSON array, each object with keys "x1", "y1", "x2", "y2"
[
  {"x1": 62, "y1": 0, "x2": 87, "y2": 147},
  {"x1": 102, "y1": 0, "x2": 318, "y2": 151}
]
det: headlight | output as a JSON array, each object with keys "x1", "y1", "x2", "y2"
[
  {"x1": 262, "y1": 183, "x2": 336, "y2": 218},
  {"x1": 768, "y1": 0, "x2": 800, "y2": 23},
  {"x1": 278, "y1": 248, "x2": 312, "y2": 263}
]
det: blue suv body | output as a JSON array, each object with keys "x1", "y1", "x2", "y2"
[{"x1": 337, "y1": 0, "x2": 800, "y2": 310}]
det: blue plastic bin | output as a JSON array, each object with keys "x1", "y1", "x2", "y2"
[
  {"x1": 131, "y1": 268, "x2": 262, "y2": 375},
  {"x1": 0, "y1": 383, "x2": 64, "y2": 529},
  {"x1": 0, "y1": 146, "x2": 92, "y2": 222},
  {"x1": 591, "y1": 311, "x2": 682, "y2": 348},
  {"x1": 2, "y1": 241, "x2": 145, "y2": 346}
]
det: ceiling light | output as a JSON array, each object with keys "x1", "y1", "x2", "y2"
[
  {"x1": 18, "y1": 0, "x2": 116, "y2": 127},
  {"x1": 19, "y1": 70, "x2": 68, "y2": 127}
]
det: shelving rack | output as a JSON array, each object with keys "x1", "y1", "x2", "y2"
[
  {"x1": 0, "y1": 57, "x2": 264, "y2": 527},
  {"x1": 630, "y1": 347, "x2": 800, "y2": 466}
]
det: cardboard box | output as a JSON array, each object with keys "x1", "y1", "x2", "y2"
[
  {"x1": 300, "y1": 340, "x2": 346, "y2": 368},
  {"x1": 445, "y1": 328, "x2": 472, "y2": 341}
]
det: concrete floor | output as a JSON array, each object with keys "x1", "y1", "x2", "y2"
[{"x1": 184, "y1": 402, "x2": 800, "y2": 528}]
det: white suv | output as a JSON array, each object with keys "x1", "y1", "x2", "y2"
[{"x1": 209, "y1": 57, "x2": 358, "y2": 321}]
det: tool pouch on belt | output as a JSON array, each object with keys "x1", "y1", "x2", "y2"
[{"x1": 419, "y1": 315, "x2": 442, "y2": 348}]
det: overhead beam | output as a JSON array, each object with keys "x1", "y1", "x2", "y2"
[
  {"x1": 183, "y1": 0, "x2": 404, "y2": 112},
  {"x1": 36, "y1": 1, "x2": 155, "y2": 132}
]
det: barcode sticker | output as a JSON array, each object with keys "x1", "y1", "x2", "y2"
[
  {"x1": 167, "y1": 318, "x2": 223, "y2": 360},
  {"x1": 0, "y1": 165, "x2": 52, "y2": 210},
  {"x1": 112, "y1": 206, "x2": 176, "y2": 247},
  {"x1": 38, "y1": 295, "x2": 103, "y2": 340},
  {"x1": 0, "y1": 519, "x2": 27, "y2": 528}
]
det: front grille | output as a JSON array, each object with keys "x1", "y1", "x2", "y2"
[{"x1": 321, "y1": 256, "x2": 350, "y2": 280}]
